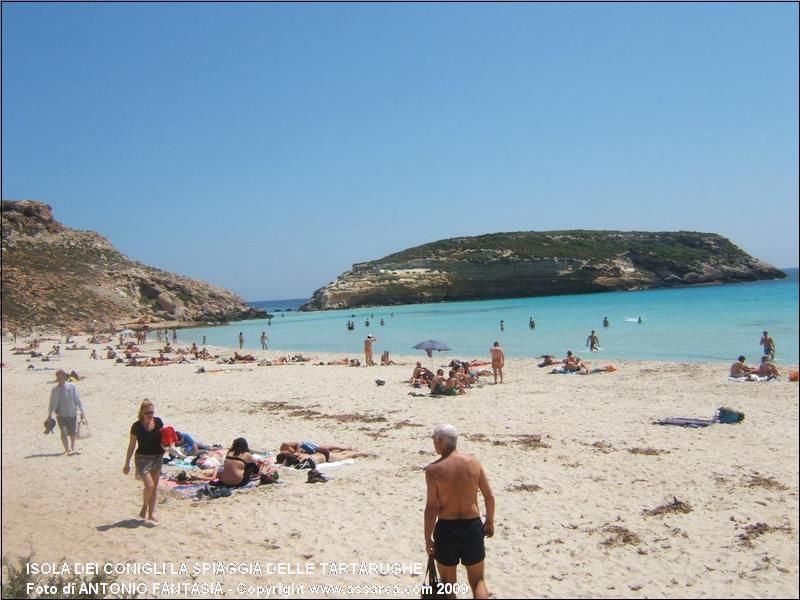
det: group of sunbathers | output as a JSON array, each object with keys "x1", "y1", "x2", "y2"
[
  {"x1": 539, "y1": 351, "x2": 616, "y2": 375},
  {"x1": 166, "y1": 434, "x2": 370, "y2": 487},
  {"x1": 730, "y1": 355, "x2": 779, "y2": 380},
  {"x1": 408, "y1": 360, "x2": 491, "y2": 396}
]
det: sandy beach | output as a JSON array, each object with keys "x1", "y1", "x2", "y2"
[{"x1": 1, "y1": 337, "x2": 798, "y2": 599}]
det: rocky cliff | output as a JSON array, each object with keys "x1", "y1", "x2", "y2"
[
  {"x1": 301, "y1": 230, "x2": 786, "y2": 311},
  {"x1": 1, "y1": 200, "x2": 265, "y2": 332}
]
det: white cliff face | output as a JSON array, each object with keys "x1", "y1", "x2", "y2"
[{"x1": 301, "y1": 231, "x2": 786, "y2": 311}]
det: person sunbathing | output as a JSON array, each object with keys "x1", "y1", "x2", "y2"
[
  {"x1": 430, "y1": 369, "x2": 447, "y2": 395},
  {"x1": 444, "y1": 370, "x2": 466, "y2": 396},
  {"x1": 756, "y1": 356, "x2": 779, "y2": 379},
  {"x1": 564, "y1": 351, "x2": 589, "y2": 374},
  {"x1": 232, "y1": 352, "x2": 257, "y2": 362},
  {"x1": 455, "y1": 365, "x2": 477, "y2": 386},
  {"x1": 327, "y1": 357, "x2": 351, "y2": 365},
  {"x1": 259, "y1": 356, "x2": 289, "y2": 365},
  {"x1": 730, "y1": 356, "x2": 757, "y2": 378},
  {"x1": 538, "y1": 355, "x2": 560, "y2": 367},
  {"x1": 276, "y1": 448, "x2": 370, "y2": 465},
  {"x1": 192, "y1": 449, "x2": 226, "y2": 470},
  {"x1": 380, "y1": 351, "x2": 396, "y2": 365},
  {"x1": 409, "y1": 362, "x2": 433, "y2": 384},
  {"x1": 220, "y1": 438, "x2": 260, "y2": 486},
  {"x1": 279, "y1": 441, "x2": 353, "y2": 462},
  {"x1": 348, "y1": 358, "x2": 361, "y2": 367}
]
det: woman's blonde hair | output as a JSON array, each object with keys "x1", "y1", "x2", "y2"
[{"x1": 138, "y1": 399, "x2": 154, "y2": 420}]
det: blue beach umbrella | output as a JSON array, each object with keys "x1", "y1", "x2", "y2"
[{"x1": 413, "y1": 340, "x2": 451, "y2": 368}]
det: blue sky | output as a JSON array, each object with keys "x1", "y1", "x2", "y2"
[{"x1": 3, "y1": 2, "x2": 798, "y2": 301}]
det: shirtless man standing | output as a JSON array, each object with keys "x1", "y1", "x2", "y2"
[
  {"x1": 760, "y1": 331, "x2": 776, "y2": 360},
  {"x1": 489, "y1": 342, "x2": 504, "y2": 384},
  {"x1": 586, "y1": 330, "x2": 600, "y2": 351},
  {"x1": 425, "y1": 424, "x2": 494, "y2": 599}
]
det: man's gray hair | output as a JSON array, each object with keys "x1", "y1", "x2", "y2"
[{"x1": 433, "y1": 424, "x2": 458, "y2": 451}]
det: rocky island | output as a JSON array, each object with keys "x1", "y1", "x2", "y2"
[
  {"x1": 1, "y1": 200, "x2": 265, "y2": 332},
  {"x1": 301, "y1": 230, "x2": 786, "y2": 311}
]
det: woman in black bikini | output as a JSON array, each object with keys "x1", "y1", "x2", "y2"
[{"x1": 221, "y1": 438, "x2": 259, "y2": 486}]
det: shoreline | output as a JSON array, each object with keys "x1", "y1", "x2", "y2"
[{"x1": 2, "y1": 338, "x2": 798, "y2": 598}]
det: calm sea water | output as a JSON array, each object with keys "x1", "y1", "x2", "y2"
[{"x1": 183, "y1": 270, "x2": 799, "y2": 363}]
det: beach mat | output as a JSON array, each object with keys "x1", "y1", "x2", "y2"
[
  {"x1": 161, "y1": 478, "x2": 259, "y2": 499},
  {"x1": 654, "y1": 417, "x2": 716, "y2": 428}
]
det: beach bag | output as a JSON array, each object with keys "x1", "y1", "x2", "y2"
[
  {"x1": 716, "y1": 407, "x2": 745, "y2": 424},
  {"x1": 420, "y1": 556, "x2": 447, "y2": 599},
  {"x1": 294, "y1": 458, "x2": 316, "y2": 470},
  {"x1": 77, "y1": 419, "x2": 91, "y2": 439},
  {"x1": 160, "y1": 426, "x2": 178, "y2": 446}
]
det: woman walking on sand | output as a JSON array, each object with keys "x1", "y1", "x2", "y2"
[{"x1": 123, "y1": 399, "x2": 164, "y2": 522}]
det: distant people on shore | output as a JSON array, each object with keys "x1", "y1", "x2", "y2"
[
  {"x1": 760, "y1": 331, "x2": 776, "y2": 360},
  {"x1": 364, "y1": 334, "x2": 376, "y2": 366},
  {"x1": 537, "y1": 355, "x2": 559, "y2": 367},
  {"x1": 260, "y1": 331, "x2": 268, "y2": 350},
  {"x1": 430, "y1": 369, "x2": 447, "y2": 395},
  {"x1": 586, "y1": 330, "x2": 600, "y2": 352},
  {"x1": 238, "y1": 332, "x2": 244, "y2": 349},
  {"x1": 490, "y1": 342, "x2": 505, "y2": 384},
  {"x1": 564, "y1": 350, "x2": 589, "y2": 374},
  {"x1": 444, "y1": 370, "x2": 466, "y2": 396},
  {"x1": 410, "y1": 362, "x2": 435, "y2": 387}
]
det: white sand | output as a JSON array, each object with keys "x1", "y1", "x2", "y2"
[{"x1": 1, "y1": 338, "x2": 798, "y2": 599}]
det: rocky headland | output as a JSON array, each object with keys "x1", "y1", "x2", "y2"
[
  {"x1": 1, "y1": 200, "x2": 265, "y2": 332},
  {"x1": 301, "y1": 230, "x2": 786, "y2": 311}
]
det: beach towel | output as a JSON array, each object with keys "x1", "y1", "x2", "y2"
[
  {"x1": 316, "y1": 458, "x2": 356, "y2": 471},
  {"x1": 654, "y1": 417, "x2": 716, "y2": 428},
  {"x1": 161, "y1": 478, "x2": 260, "y2": 500},
  {"x1": 728, "y1": 375, "x2": 768, "y2": 383},
  {"x1": 278, "y1": 458, "x2": 356, "y2": 473}
]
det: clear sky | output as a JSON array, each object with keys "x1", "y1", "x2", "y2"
[{"x1": 3, "y1": 2, "x2": 798, "y2": 301}]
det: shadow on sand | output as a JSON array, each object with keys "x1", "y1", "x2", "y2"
[
  {"x1": 96, "y1": 519, "x2": 157, "y2": 531},
  {"x1": 24, "y1": 452, "x2": 69, "y2": 459}
]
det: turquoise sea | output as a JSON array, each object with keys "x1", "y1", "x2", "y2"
[{"x1": 184, "y1": 269, "x2": 799, "y2": 364}]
